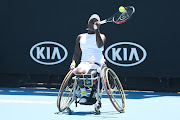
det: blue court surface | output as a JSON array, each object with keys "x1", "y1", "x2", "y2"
[{"x1": 0, "y1": 87, "x2": 180, "y2": 120}]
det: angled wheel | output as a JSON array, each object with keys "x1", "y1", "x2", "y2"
[
  {"x1": 57, "y1": 70, "x2": 76, "y2": 112},
  {"x1": 101, "y1": 67, "x2": 126, "y2": 113}
]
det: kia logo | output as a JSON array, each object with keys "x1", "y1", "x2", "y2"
[
  {"x1": 30, "y1": 41, "x2": 68, "y2": 65},
  {"x1": 105, "y1": 42, "x2": 147, "y2": 67}
]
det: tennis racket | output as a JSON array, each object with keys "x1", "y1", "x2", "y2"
[{"x1": 99, "y1": 6, "x2": 135, "y2": 25}]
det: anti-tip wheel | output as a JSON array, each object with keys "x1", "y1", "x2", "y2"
[
  {"x1": 66, "y1": 108, "x2": 72, "y2": 115},
  {"x1": 120, "y1": 110, "x2": 125, "y2": 113},
  {"x1": 95, "y1": 110, "x2": 101, "y2": 115}
]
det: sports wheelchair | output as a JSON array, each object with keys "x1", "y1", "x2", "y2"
[{"x1": 57, "y1": 66, "x2": 126, "y2": 115}]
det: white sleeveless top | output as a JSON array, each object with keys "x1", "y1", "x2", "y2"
[{"x1": 80, "y1": 33, "x2": 105, "y2": 65}]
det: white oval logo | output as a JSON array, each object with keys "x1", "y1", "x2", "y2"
[
  {"x1": 105, "y1": 42, "x2": 147, "y2": 67},
  {"x1": 30, "y1": 41, "x2": 68, "y2": 65}
]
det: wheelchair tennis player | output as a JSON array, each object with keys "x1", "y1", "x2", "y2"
[
  {"x1": 57, "y1": 14, "x2": 126, "y2": 114},
  {"x1": 69, "y1": 14, "x2": 106, "y2": 104},
  {"x1": 57, "y1": 7, "x2": 135, "y2": 113}
]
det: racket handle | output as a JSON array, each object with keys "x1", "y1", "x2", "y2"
[{"x1": 99, "y1": 20, "x2": 107, "y2": 24}]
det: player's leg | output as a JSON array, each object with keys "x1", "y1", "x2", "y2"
[
  {"x1": 75, "y1": 62, "x2": 101, "y2": 104},
  {"x1": 76, "y1": 68, "x2": 88, "y2": 103}
]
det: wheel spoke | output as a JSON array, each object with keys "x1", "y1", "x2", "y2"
[
  {"x1": 102, "y1": 67, "x2": 126, "y2": 112},
  {"x1": 57, "y1": 71, "x2": 76, "y2": 112}
]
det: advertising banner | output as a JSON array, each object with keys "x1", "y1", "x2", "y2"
[{"x1": 0, "y1": 0, "x2": 179, "y2": 77}]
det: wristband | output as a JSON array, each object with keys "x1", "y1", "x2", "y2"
[
  {"x1": 70, "y1": 61, "x2": 76, "y2": 67},
  {"x1": 93, "y1": 24, "x2": 98, "y2": 30},
  {"x1": 70, "y1": 65, "x2": 75, "y2": 68}
]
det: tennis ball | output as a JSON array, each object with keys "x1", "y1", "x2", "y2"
[{"x1": 119, "y1": 6, "x2": 125, "y2": 13}]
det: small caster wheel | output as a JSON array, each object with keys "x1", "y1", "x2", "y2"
[
  {"x1": 54, "y1": 112, "x2": 60, "y2": 114},
  {"x1": 95, "y1": 109, "x2": 101, "y2": 115},
  {"x1": 120, "y1": 110, "x2": 125, "y2": 113},
  {"x1": 97, "y1": 105, "x2": 101, "y2": 109},
  {"x1": 66, "y1": 108, "x2": 72, "y2": 115}
]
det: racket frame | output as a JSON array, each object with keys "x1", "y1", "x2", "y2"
[{"x1": 99, "y1": 6, "x2": 135, "y2": 25}]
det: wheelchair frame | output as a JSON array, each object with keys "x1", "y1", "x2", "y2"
[{"x1": 57, "y1": 67, "x2": 126, "y2": 115}]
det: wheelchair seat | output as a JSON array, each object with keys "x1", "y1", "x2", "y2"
[{"x1": 75, "y1": 69, "x2": 99, "y2": 87}]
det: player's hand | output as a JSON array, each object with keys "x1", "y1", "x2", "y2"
[
  {"x1": 69, "y1": 61, "x2": 76, "y2": 70},
  {"x1": 93, "y1": 21, "x2": 101, "y2": 30},
  {"x1": 69, "y1": 65, "x2": 75, "y2": 70}
]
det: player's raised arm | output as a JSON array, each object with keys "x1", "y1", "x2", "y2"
[{"x1": 94, "y1": 28, "x2": 106, "y2": 48}]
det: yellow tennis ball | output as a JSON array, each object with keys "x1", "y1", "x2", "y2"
[{"x1": 119, "y1": 6, "x2": 125, "y2": 13}]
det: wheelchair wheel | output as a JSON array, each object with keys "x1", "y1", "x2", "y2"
[
  {"x1": 57, "y1": 70, "x2": 76, "y2": 112},
  {"x1": 101, "y1": 67, "x2": 126, "y2": 113}
]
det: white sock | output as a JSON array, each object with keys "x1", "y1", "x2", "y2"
[
  {"x1": 79, "y1": 88, "x2": 87, "y2": 103},
  {"x1": 80, "y1": 87, "x2": 87, "y2": 97}
]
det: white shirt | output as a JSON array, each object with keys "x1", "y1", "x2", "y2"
[{"x1": 80, "y1": 33, "x2": 105, "y2": 65}]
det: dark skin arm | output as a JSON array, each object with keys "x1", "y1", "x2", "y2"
[
  {"x1": 70, "y1": 34, "x2": 82, "y2": 69},
  {"x1": 91, "y1": 21, "x2": 106, "y2": 48},
  {"x1": 95, "y1": 29, "x2": 106, "y2": 48},
  {"x1": 88, "y1": 19, "x2": 106, "y2": 48}
]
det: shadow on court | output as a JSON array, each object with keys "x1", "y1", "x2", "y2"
[
  {"x1": 55, "y1": 110, "x2": 120, "y2": 119},
  {"x1": 0, "y1": 87, "x2": 179, "y2": 100}
]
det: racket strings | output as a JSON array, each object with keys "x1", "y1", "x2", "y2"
[{"x1": 113, "y1": 6, "x2": 135, "y2": 24}]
